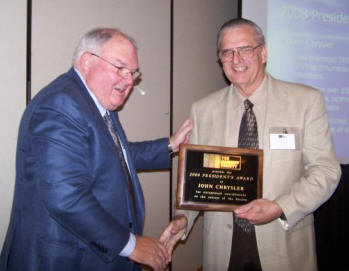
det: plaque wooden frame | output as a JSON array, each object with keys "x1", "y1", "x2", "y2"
[{"x1": 176, "y1": 144, "x2": 263, "y2": 211}]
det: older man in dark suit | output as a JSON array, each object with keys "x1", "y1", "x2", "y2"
[{"x1": 0, "y1": 28, "x2": 191, "y2": 271}]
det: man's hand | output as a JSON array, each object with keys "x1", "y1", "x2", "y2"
[
  {"x1": 234, "y1": 199, "x2": 283, "y2": 225},
  {"x1": 129, "y1": 235, "x2": 170, "y2": 271},
  {"x1": 169, "y1": 119, "x2": 193, "y2": 153},
  {"x1": 159, "y1": 215, "x2": 188, "y2": 261}
]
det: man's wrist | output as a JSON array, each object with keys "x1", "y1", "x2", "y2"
[
  {"x1": 119, "y1": 233, "x2": 136, "y2": 257},
  {"x1": 168, "y1": 139, "x2": 174, "y2": 155},
  {"x1": 279, "y1": 212, "x2": 287, "y2": 221}
]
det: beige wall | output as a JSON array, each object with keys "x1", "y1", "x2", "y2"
[
  {"x1": 172, "y1": 1, "x2": 238, "y2": 270},
  {"x1": 0, "y1": 1, "x2": 27, "y2": 245},
  {"x1": 0, "y1": 1, "x2": 237, "y2": 270}
]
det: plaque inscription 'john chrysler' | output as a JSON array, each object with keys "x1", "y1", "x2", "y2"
[{"x1": 177, "y1": 144, "x2": 263, "y2": 211}]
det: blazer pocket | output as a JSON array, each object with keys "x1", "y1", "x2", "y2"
[{"x1": 38, "y1": 236, "x2": 85, "y2": 270}]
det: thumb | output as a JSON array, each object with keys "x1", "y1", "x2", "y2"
[{"x1": 235, "y1": 203, "x2": 252, "y2": 215}]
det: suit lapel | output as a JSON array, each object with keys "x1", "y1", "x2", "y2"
[
  {"x1": 109, "y1": 111, "x2": 145, "y2": 231},
  {"x1": 68, "y1": 68, "x2": 116, "y2": 151},
  {"x1": 211, "y1": 86, "x2": 239, "y2": 147},
  {"x1": 69, "y1": 68, "x2": 145, "y2": 232},
  {"x1": 211, "y1": 106, "x2": 228, "y2": 146},
  {"x1": 262, "y1": 74, "x2": 289, "y2": 150},
  {"x1": 261, "y1": 74, "x2": 293, "y2": 181}
]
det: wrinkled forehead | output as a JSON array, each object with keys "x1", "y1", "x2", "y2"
[
  {"x1": 99, "y1": 36, "x2": 139, "y2": 69},
  {"x1": 219, "y1": 26, "x2": 258, "y2": 49}
]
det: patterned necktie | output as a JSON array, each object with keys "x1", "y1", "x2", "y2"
[
  {"x1": 228, "y1": 100, "x2": 262, "y2": 270},
  {"x1": 103, "y1": 113, "x2": 136, "y2": 211},
  {"x1": 235, "y1": 99, "x2": 259, "y2": 233},
  {"x1": 238, "y1": 99, "x2": 259, "y2": 149}
]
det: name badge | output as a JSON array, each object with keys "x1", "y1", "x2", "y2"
[{"x1": 270, "y1": 133, "x2": 296, "y2": 150}]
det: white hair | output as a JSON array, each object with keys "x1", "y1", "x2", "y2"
[{"x1": 72, "y1": 28, "x2": 137, "y2": 63}]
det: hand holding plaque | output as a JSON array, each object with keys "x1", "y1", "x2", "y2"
[{"x1": 176, "y1": 144, "x2": 263, "y2": 212}]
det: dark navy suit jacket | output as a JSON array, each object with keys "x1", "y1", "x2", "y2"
[{"x1": 0, "y1": 68, "x2": 171, "y2": 271}]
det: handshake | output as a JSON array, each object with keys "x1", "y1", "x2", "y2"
[{"x1": 128, "y1": 214, "x2": 188, "y2": 271}]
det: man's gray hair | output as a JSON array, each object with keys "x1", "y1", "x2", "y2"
[
  {"x1": 217, "y1": 18, "x2": 265, "y2": 52},
  {"x1": 72, "y1": 28, "x2": 137, "y2": 62}
]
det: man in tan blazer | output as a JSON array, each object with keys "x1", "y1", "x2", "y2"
[{"x1": 161, "y1": 18, "x2": 341, "y2": 270}]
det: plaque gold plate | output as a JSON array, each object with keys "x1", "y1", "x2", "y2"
[{"x1": 176, "y1": 144, "x2": 263, "y2": 211}]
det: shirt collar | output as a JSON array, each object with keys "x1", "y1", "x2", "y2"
[
  {"x1": 232, "y1": 75, "x2": 268, "y2": 107},
  {"x1": 73, "y1": 67, "x2": 107, "y2": 117}
]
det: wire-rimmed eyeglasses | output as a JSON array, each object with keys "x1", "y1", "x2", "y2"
[
  {"x1": 90, "y1": 52, "x2": 141, "y2": 81},
  {"x1": 219, "y1": 44, "x2": 263, "y2": 62}
]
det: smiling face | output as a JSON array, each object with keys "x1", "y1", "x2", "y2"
[
  {"x1": 220, "y1": 26, "x2": 267, "y2": 97},
  {"x1": 79, "y1": 35, "x2": 138, "y2": 111}
]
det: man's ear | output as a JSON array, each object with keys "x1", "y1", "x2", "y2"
[
  {"x1": 261, "y1": 44, "x2": 267, "y2": 64},
  {"x1": 79, "y1": 52, "x2": 94, "y2": 74}
]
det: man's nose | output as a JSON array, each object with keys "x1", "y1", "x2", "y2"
[{"x1": 232, "y1": 50, "x2": 243, "y2": 63}]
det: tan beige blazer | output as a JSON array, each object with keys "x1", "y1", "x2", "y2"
[{"x1": 178, "y1": 74, "x2": 341, "y2": 271}]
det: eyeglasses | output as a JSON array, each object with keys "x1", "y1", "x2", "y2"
[
  {"x1": 90, "y1": 52, "x2": 141, "y2": 81},
  {"x1": 219, "y1": 44, "x2": 263, "y2": 62}
]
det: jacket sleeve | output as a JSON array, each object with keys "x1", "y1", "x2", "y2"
[
  {"x1": 274, "y1": 90, "x2": 341, "y2": 229},
  {"x1": 128, "y1": 138, "x2": 171, "y2": 171}
]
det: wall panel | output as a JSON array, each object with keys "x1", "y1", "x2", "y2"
[
  {"x1": 172, "y1": 1, "x2": 238, "y2": 270},
  {"x1": 0, "y1": 1, "x2": 27, "y2": 245}
]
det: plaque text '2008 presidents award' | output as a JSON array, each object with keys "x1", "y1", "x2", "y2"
[{"x1": 176, "y1": 144, "x2": 263, "y2": 211}]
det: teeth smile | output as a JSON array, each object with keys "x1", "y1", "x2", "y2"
[{"x1": 234, "y1": 66, "x2": 247, "y2": 72}]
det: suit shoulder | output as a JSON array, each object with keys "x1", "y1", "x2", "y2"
[
  {"x1": 28, "y1": 70, "x2": 91, "y2": 115},
  {"x1": 192, "y1": 86, "x2": 230, "y2": 111},
  {"x1": 269, "y1": 76, "x2": 324, "y2": 107},
  {"x1": 31, "y1": 72, "x2": 81, "y2": 104},
  {"x1": 272, "y1": 76, "x2": 321, "y2": 97},
  {"x1": 22, "y1": 70, "x2": 94, "y2": 130}
]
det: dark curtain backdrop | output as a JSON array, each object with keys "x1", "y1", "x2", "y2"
[{"x1": 314, "y1": 164, "x2": 349, "y2": 271}]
